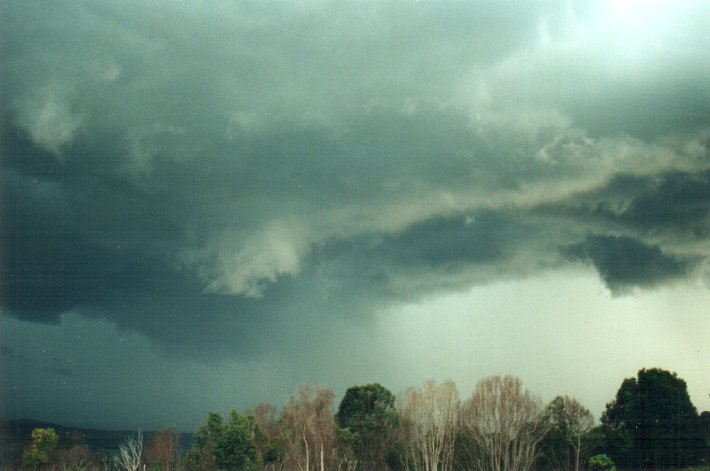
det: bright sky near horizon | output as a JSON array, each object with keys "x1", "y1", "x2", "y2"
[{"x1": 1, "y1": 0, "x2": 709, "y2": 430}]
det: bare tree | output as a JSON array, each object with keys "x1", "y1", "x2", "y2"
[
  {"x1": 145, "y1": 426, "x2": 180, "y2": 471},
  {"x1": 461, "y1": 376, "x2": 550, "y2": 471},
  {"x1": 55, "y1": 444, "x2": 96, "y2": 471},
  {"x1": 247, "y1": 402, "x2": 283, "y2": 470},
  {"x1": 281, "y1": 384, "x2": 338, "y2": 471},
  {"x1": 114, "y1": 431, "x2": 143, "y2": 471},
  {"x1": 400, "y1": 379, "x2": 460, "y2": 471}
]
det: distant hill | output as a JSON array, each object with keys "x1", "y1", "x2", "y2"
[{"x1": 0, "y1": 418, "x2": 193, "y2": 455}]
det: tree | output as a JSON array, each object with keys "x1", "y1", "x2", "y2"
[
  {"x1": 587, "y1": 454, "x2": 615, "y2": 471},
  {"x1": 460, "y1": 376, "x2": 550, "y2": 471},
  {"x1": 54, "y1": 444, "x2": 95, "y2": 471},
  {"x1": 113, "y1": 431, "x2": 143, "y2": 471},
  {"x1": 247, "y1": 403, "x2": 283, "y2": 470},
  {"x1": 213, "y1": 411, "x2": 258, "y2": 471},
  {"x1": 188, "y1": 412, "x2": 223, "y2": 471},
  {"x1": 698, "y1": 410, "x2": 710, "y2": 463},
  {"x1": 281, "y1": 384, "x2": 338, "y2": 471},
  {"x1": 601, "y1": 368, "x2": 701, "y2": 468},
  {"x1": 145, "y1": 426, "x2": 180, "y2": 471},
  {"x1": 540, "y1": 396, "x2": 596, "y2": 471},
  {"x1": 399, "y1": 379, "x2": 460, "y2": 471},
  {"x1": 336, "y1": 383, "x2": 399, "y2": 470},
  {"x1": 188, "y1": 411, "x2": 257, "y2": 471},
  {"x1": 22, "y1": 427, "x2": 59, "y2": 468},
  {"x1": 54, "y1": 432, "x2": 96, "y2": 471}
]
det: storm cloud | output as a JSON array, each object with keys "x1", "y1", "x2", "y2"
[
  {"x1": 1, "y1": 0, "x2": 709, "y2": 428},
  {"x1": 563, "y1": 234, "x2": 697, "y2": 293}
]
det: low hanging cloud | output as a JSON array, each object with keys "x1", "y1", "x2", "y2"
[
  {"x1": 563, "y1": 235, "x2": 698, "y2": 294},
  {"x1": 1, "y1": 0, "x2": 710, "y2": 359}
]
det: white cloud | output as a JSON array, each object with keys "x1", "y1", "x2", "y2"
[
  {"x1": 180, "y1": 221, "x2": 311, "y2": 297},
  {"x1": 13, "y1": 86, "x2": 84, "y2": 157}
]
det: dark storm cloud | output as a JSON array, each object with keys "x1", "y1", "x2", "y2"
[
  {"x1": 0, "y1": 345, "x2": 23, "y2": 360},
  {"x1": 619, "y1": 171, "x2": 710, "y2": 237},
  {"x1": 563, "y1": 235, "x2": 697, "y2": 293},
  {"x1": 1, "y1": 0, "x2": 710, "y2": 362}
]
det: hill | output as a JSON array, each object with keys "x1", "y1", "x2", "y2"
[{"x1": 0, "y1": 418, "x2": 193, "y2": 455}]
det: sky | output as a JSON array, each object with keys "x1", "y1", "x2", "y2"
[{"x1": 1, "y1": 0, "x2": 709, "y2": 432}]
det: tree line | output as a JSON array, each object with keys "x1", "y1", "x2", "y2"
[{"x1": 9, "y1": 368, "x2": 710, "y2": 470}]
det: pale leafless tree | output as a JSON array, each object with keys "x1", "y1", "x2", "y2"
[
  {"x1": 461, "y1": 376, "x2": 550, "y2": 471},
  {"x1": 114, "y1": 431, "x2": 143, "y2": 471},
  {"x1": 281, "y1": 384, "x2": 338, "y2": 471},
  {"x1": 400, "y1": 379, "x2": 460, "y2": 471}
]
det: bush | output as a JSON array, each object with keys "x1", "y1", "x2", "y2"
[{"x1": 588, "y1": 453, "x2": 616, "y2": 471}]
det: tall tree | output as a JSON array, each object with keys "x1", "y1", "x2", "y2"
[
  {"x1": 145, "y1": 426, "x2": 180, "y2": 471},
  {"x1": 399, "y1": 379, "x2": 460, "y2": 471},
  {"x1": 281, "y1": 384, "x2": 338, "y2": 471},
  {"x1": 189, "y1": 411, "x2": 258, "y2": 471},
  {"x1": 601, "y1": 368, "x2": 700, "y2": 468},
  {"x1": 336, "y1": 383, "x2": 399, "y2": 470},
  {"x1": 213, "y1": 411, "x2": 258, "y2": 471},
  {"x1": 540, "y1": 396, "x2": 596, "y2": 471},
  {"x1": 188, "y1": 412, "x2": 223, "y2": 471},
  {"x1": 461, "y1": 376, "x2": 550, "y2": 471},
  {"x1": 699, "y1": 410, "x2": 710, "y2": 464},
  {"x1": 247, "y1": 402, "x2": 283, "y2": 470}
]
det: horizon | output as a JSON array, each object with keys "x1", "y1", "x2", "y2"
[{"x1": 1, "y1": 0, "x2": 709, "y2": 432}]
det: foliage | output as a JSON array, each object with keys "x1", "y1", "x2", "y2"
[
  {"x1": 188, "y1": 412, "x2": 223, "y2": 471},
  {"x1": 8, "y1": 371, "x2": 707, "y2": 471},
  {"x1": 540, "y1": 395, "x2": 598, "y2": 471},
  {"x1": 22, "y1": 427, "x2": 59, "y2": 468},
  {"x1": 246, "y1": 402, "x2": 283, "y2": 469},
  {"x1": 601, "y1": 368, "x2": 702, "y2": 468},
  {"x1": 213, "y1": 412, "x2": 258, "y2": 471},
  {"x1": 336, "y1": 382, "x2": 399, "y2": 469},
  {"x1": 699, "y1": 410, "x2": 710, "y2": 463},
  {"x1": 144, "y1": 426, "x2": 180, "y2": 471},
  {"x1": 587, "y1": 453, "x2": 615, "y2": 471},
  {"x1": 189, "y1": 411, "x2": 257, "y2": 471}
]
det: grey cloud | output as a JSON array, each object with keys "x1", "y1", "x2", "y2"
[
  {"x1": 619, "y1": 171, "x2": 710, "y2": 238},
  {"x1": 1, "y1": 345, "x2": 24, "y2": 360},
  {"x1": 0, "y1": 344, "x2": 76, "y2": 378},
  {"x1": 1, "y1": 0, "x2": 709, "y2": 361},
  {"x1": 562, "y1": 235, "x2": 697, "y2": 293}
]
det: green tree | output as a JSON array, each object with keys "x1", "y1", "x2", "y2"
[
  {"x1": 188, "y1": 412, "x2": 224, "y2": 471},
  {"x1": 188, "y1": 411, "x2": 258, "y2": 471},
  {"x1": 540, "y1": 396, "x2": 597, "y2": 471},
  {"x1": 698, "y1": 411, "x2": 710, "y2": 464},
  {"x1": 247, "y1": 403, "x2": 283, "y2": 470},
  {"x1": 22, "y1": 427, "x2": 59, "y2": 468},
  {"x1": 601, "y1": 368, "x2": 701, "y2": 468},
  {"x1": 213, "y1": 411, "x2": 258, "y2": 471},
  {"x1": 587, "y1": 453, "x2": 615, "y2": 471},
  {"x1": 336, "y1": 383, "x2": 399, "y2": 469}
]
